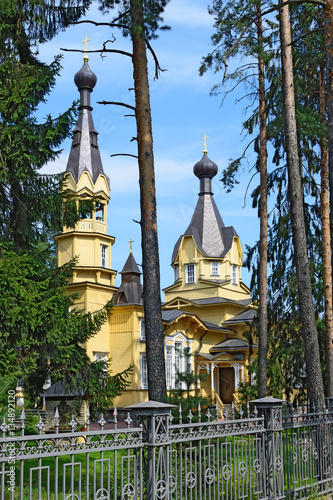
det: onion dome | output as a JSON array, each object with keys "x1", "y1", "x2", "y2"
[
  {"x1": 193, "y1": 153, "x2": 218, "y2": 179},
  {"x1": 65, "y1": 57, "x2": 109, "y2": 187},
  {"x1": 74, "y1": 60, "x2": 97, "y2": 91}
]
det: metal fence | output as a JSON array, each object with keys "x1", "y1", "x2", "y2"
[{"x1": 1, "y1": 398, "x2": 333, "y2": 499}]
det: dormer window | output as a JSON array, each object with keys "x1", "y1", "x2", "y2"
[
  {"x1": 185, "y1": 264, "x2": 195, "y2": 284},
  {"x1": 72, "y1": 129, "x2": 81, "y2": 146},
  {"x1": 232, "y1": 264, "x2": 238, "y2": 285},
  {"x1": 90, "y1": 131, "x2": 98, "y2": 147},
  {"x1": 211, "y1": 261, "x2": 220, "y2": 276}
]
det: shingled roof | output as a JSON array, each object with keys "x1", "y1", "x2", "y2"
[
  {"x1": 172, "y1": 153, "x2": 238, "y2": 263},
  {"x1": 65, "y1": 58, "x2": 110, "y2": 187}
]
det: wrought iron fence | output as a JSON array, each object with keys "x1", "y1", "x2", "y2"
[{"x1": 1, "y1": 398, "x2": 333, "y2": 499}]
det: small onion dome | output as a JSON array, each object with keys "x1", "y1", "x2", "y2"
[
  {"x1": 193, "y1": 153, "x2": 218, "y2": 179},
  {"x1": 74, "y1": 60, "x2": 97, "y2": 91}
]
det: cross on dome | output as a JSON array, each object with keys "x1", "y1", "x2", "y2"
[
  {"x1": 82, "y1": 35, "x2": 91, "y2": 61},
  {"x1": 201, "y1": 134, "x2": 209, "y2": 154}
]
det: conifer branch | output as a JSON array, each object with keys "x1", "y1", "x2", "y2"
[{"x1": 209, "y1": 0, "x2": 324, "y2": 82}]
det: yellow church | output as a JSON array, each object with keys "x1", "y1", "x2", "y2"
[{"x1": 55, "y1": 56, "x2": 257, "y2": 413}]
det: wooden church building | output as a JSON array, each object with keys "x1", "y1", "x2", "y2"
[{"x1": 54, "y1": 55, "x2": 257, "y2": 412}]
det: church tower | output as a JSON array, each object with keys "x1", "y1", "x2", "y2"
[
  {"x1": 55, "y1": 54, "x2": 116, "y2": 361},
  {"x1": 164, "y1": 147, "x2": 250, "y2": 308}
]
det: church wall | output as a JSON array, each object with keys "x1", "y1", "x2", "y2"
[{"x1": 56, "y1": 237, "x2": 73, "y2": 266}]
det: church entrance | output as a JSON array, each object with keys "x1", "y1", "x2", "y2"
[{"x1": 219, "y1": 367, "x2": 234, "y2": 404}]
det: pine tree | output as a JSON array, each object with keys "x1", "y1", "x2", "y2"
[
  {"x1": 0, "y1": 0, "x2": 91, "y2": 249},
  {"x1": 92, "y1": 0, "x2": 170, "y2": 401},
  {"x1": 0, "y1": 244, "x2": 131, "y2": 408}
]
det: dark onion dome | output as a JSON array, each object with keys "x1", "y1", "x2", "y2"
[
  {"x1": 193, "y1": 153, "x2": 218, "y2": 179},
  {"x1": 74, "y1": 59, "x2": 97, "y2": 91}
]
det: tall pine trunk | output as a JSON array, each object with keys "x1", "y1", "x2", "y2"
[
  {"x1": 130, "y1": 0, "x2": 166, "y2": 402},
  {"x1": 319, "y1": 66, "x2": 333, "y2": 396},
  {"x1": 324, "y1": 0, "x2": 333, "y2": 395},
  {"x1": 279, "y1": 0, "x2": 325, "y2": 407},
  {"x1": 257, "y1": 3, "x2": 268, "y2": 398}
]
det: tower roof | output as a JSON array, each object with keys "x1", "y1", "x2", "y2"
[
  {"x1": 66, "y1": 58, "x2": 110, "y2": 187},
  {"x1": 172, "y1": 151, "x2": 238, "y2": 263},
  {"x1": 114, "y1": 253, "x2": 143, "y2": 305}
]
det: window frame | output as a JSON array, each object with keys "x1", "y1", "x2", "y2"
[
  {"x1": 232, "y1": 264, "x2": 238, "y2": 285},
  {"x1": 185, "y1": 264, "x2": 196, "y2": 284},
  {"x1": 101, "y1": 244, "x2": 108, "y2": 268},
  {"x1": 140, "y1": 353, "x2": 148, "y2": 389},
  {"x1": 139, "y1": 317, "x2": 146, "y2": 342},
  {"x1": 210, "y1": 261, "x2": 220, "y2": 277},
  {"x1": 165, "y1": 335, "x2": 193, "y2": 390}
]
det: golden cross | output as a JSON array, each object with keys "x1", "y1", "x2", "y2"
[
  {"x1": 82, "y1": 36, "x2": 91, "y2": 60},
  {"x1": 201, "y1": 134, "x2": 209, "y2": 153},
  {"x1": 128, "y1": 238, "x2": 134, "y2": 253}
]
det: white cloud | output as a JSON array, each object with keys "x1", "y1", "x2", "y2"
[{"x1": 163, "y1": 1, "x2": 212, "y2": 28}]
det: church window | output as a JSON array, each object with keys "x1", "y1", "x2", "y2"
[
  {"x1": 140, "y1": 353, "x2": 148, "y2": 389},
  {"x1": 185, "y1": 264, "x2": 195, "y2": 284},
  {"x1": 211, "y1": 261, "x2": 220, "y2": 276},
  {"x1": 174, "y1": 265, "x2": 179, "y2": 282},
  {"x1": 166, "y1": 345, "x2": 173, "y2": 388},
  {"x1": 165, "y1": 339, "x2": 192, "y2": 390},
  {"x1": 232, "y1": 264, "x2": 238, "y2": 285},
  {"x1": 101, "y1": 245, "x2": 108, "y2": 268},
  {"x1": 140, "y1": 318, "x2": 146, "y2": 341},
  {"x1": 94, "y1": 352, "x2": 108, "y2": 370}
]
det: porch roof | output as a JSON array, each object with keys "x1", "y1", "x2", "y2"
[{"x1": 210, "y1": 337, "x2": 258, "y2": 353}]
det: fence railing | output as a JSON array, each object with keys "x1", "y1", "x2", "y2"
[{"x1": 1, "y1": 398, "x2": 333, "y2": 499}]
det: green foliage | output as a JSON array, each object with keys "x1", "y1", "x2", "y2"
[
  {"x1": 77, "y1": 358, "x2": 132, "y2": 416},
  {"x1": 202, "y1": 0, "x2": 328, "y2": 395},
  {"x1": 0, "y1": 0, "x2": 92, "y2": 249},
  {"x1": 98, "y1": 0, "x2": 171, "y2": 40},
  {"x1": 0, "y1": 244, "x2": 131, "y2": 408}
]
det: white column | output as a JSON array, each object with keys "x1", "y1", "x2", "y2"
[{"x1": 230, "y1": 362, "x2": 243, "y2": 389}]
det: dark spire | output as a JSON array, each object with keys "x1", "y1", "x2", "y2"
[
  {"x1": 65, "y1": 57, "x2": 110, "y2": 187},
  {"x1": 114, "y1": 253, "x2": 143, "y2": 305},
  {"x1": 171, "y1": 150, "x2": 238, "y2": 262}
]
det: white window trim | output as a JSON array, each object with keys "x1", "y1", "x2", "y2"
[
  {"x1": 140, "y1": 353, "x2": 148, "y2": 389},
  {"x1": 210, "y1": 261, "x2": 220, "y2": 277},
  {"x1": 174, "y1": 265, "x2": 179, "y2": 282},
  {"x1": 165, "y1": 333, "x2": 193, "y2": 390},
  {"x1": 232, "y1": 264, "x2": 238, "y2": 285},
  {"x1": 185, "y1": 264, "x2": 196, "y2": 284},
  {"x1": 139, "y1": 317, "x2": 146, "y2": 342},
  {"x1": 101, "y1": 244, "x2": 108, "y2": 268}
]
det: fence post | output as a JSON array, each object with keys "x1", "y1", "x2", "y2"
[
  {"x1": 126, "y1": 401, "x2": 176, "y2": 499},
  {"x1": 251, "y1": 397, "x2": 284, "y2": 499}
]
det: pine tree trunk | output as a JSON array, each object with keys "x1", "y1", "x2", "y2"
[
  {"x1": 279, "y1": 0, "x2": 325, "y2": 407},
  {"x1": 130, "y1": 0, "x2": 166, "y2": 402},
  {"x1": 324, "y1": 0, "x2": 333, "y2": 395},
  {"x1": 257, "y1": 3, "x2": 268, "y2": 399},
  {"x1": 320, "y1": 66, "x2": 333, "y2": 396},
  {"x1": 324, "y1": 0, "x2": 333, "y2": 297}
]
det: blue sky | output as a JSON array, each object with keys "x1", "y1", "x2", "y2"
[{"x1": 39, "y1": 0, "x2": 259, "y2": 294}]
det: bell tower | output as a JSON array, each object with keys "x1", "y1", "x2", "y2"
[{"x1": 55, "y1": 53, "x2": 116, "y2": 358}]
